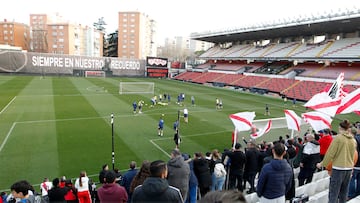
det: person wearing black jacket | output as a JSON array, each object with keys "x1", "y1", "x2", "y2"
[
  {"x1": 132, "y1": 160, "x2": 183, "y2": 203},
  {"x1": 224, "y1": 143, "x2": 246, "y2": 192},
  {"x1": 48, "y1": 178, "x2": 69, "y2": 203}
]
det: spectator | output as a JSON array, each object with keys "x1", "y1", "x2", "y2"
[
  {"x1": 198, "y1": 190, "x2": 247, "y2": 203},
  {"x1": 120, "y1": 161, "x2": 137, "y2": 202},
  {"x1": 59, "y1": 176, "x2": 67, "y2": 188},
  {"x1": 10, "y1": 180, "x2": 36, "y2": 203},
  {"x1": 99, "y1": 164, "x2": 109, "y2": 184},
  {"x1": 224, "y1": 143, "x2": 246, "y2": 192},
  {"x1": 97, "y1": 171, "x2": 128, "y2": 203},
  {"x1": 318, "y1": 129, "x2": 333, "y2": 161},
  {"x1": 182, "y1": 154, "x2": 198, "y2": 203},
  {"x1": 132, "y1": 160, "x2": 183, "y2": 203},
  {"x1": 244, "y1": 141, "x2": 260, "y2": 194},
  {"x1": 167, "y1": 149, "x2": 190, "y2": 200},
  {"x1": 113, "y1": 168, "x2": 122, "y2": 184},
  {"x1": 209, "y1": 149, "x2": 226, "y2": 191},
  {"x1": 74, "y1": 171, "x2": 91, "y2": 203},
  {"x1": 257, "y1": 142, "x2": 293, "y2": 203},
  {"x1": 64, "y1": 179, "x2": 77, "y2": 203},
  {"x1": 317, "y1": 119, "x2": 357, "y2": 203},
  {"x1": 298, "y1": 133, "x2": 320, "y2": 186},
  {"x1": 129, "y1": 160, "x2": 150, "y2": 195},
  {"x1": 348, "y1": 123, "x2": 360, "y2": 200},
  {"x1": 40, "y1": 178, "x2": 52, "y2": 203},
  {"x1": 48, "y1": 178, "x2": 68, "y2": 203},
  {"x1": 193, "y1": 152, "x2": 212, "y2": 198}
]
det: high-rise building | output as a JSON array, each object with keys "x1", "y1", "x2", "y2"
[
  {"x1": 30, "y1": 13, "x2": 103, "y2": 56},
  {"x1": 117, "y1": 11, "x2": 156, "y2": 59},
  {"x1": 30, "y1": 14, "x2": 49, "y2": 52},
  {"x1": 0, "y1": 20, "x2": 30, "y2": 51}
]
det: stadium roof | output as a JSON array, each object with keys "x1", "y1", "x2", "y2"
[{"x1": 191, "y1": 11, "x2": 360, "y2": 43}]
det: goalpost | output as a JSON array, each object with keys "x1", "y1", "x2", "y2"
[{"x1": 119, "y1": 82, "x2": 155, "y2": 94}]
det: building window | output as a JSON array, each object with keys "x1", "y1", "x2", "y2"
[
  {"x1": 3, "y1": 24, "x2": 7, "y2": 28},
  {"x1": 52, "y1": 25, "x2": 57, "y2": 29},
  {"x1": 58, "y1": 38, "x2": 64, "y2": 42},
  {"x1": 52, "y1": 32, "x2": 57, "y2": 36},
  {"x1": 52, "y1": 45, "x2": 57, "y2": 48},
  {"x1": 122, "y1": 45, "x2": 127, "y2": 48},
  {"x1": 123, "y1": 29, "x2": 127, "y2": 33},
  {"x1": 59, "y1": 26, "x2": 64, "y2": 29}
]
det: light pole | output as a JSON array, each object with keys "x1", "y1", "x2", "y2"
[{"x1": 111, "y1": 113, "x2": 115, "y2": 170}]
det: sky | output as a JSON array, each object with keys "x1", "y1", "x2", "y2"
[{"x1": 1, "y1": 0, "x2": 359, "y2": 43}]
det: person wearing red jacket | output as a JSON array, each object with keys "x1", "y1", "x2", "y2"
[{"x1": 318, "y1": 129, "x2": 333, "y2": 161}]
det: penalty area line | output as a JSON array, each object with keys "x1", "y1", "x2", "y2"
[
  {"x1": 149, "y1": 130, "x2": 229, "y2": 158},
  {"x1": 0, "y1": 96, "x2": 16, "y2": 115},
  {"x1": 0, "y1": 122, "x2": 17, "y2": 154},
  {"x1": 149, "y1": 140, "x2": 171, "y2": 158}
]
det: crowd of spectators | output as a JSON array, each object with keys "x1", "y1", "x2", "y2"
[{"x1": 2, "y1": 119, "x2": 360, "y2": 203}]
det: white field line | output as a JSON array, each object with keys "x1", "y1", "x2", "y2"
[
  {"x1": 0, "y1": 122, "x2": 16, "y2": 153},
  {"x1": 149, "y1": 130, "x2": 229, "y2": 157},
  {"x1": 149, "y1": 140, "x2": 171, "y2": 158},
  {"x1": 0, "y1": 96, "x2": 16, "y2": 115}
]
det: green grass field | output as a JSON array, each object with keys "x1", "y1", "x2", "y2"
[{"x1": 0, "y1": 75, "x2": 356, "y2": 191}]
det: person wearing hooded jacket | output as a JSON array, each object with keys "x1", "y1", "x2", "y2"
[
  {"x1": 97, "y1": 171, "x2": 128, "y2": 203},
  {"x1": 167, "y1": 149, "x2": 190, "y2": 201},
  {"x1": 257, "y1": 142, "x2": 293, "y2": 203},
  {"x1": 317, "y1": 119, "x2": 356, "y2": 203},
  {"x1": 131, "y1": 160, "x2": 183, "y2": 203},
  {"x1": 298, "y1": 133, "x2": 321, "y2": 186}
]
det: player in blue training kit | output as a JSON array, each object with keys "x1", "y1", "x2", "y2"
[
  {"x1": 158, "y1": 118, "x2": 164, "y2": 136},
  {"x1": 132, "y1": 101, "x2": 137, "y2": 113}
]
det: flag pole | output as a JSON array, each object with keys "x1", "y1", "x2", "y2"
[
  {"x1": 291, "y1": 129, "x2": 294, "y2": 139},
  {"x1": 111, "y1": 113, "x2": 115, "y2": 170}
]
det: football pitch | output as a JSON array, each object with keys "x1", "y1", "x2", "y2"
[{"x1": 0, "y1": 75, "x2": 355, "y2": 191}]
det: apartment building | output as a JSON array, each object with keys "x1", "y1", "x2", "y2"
[
  {"x1": 30, "y1": 13, "x2": 103, "y2": 56},
  {"x1": 0, "y1": 20, "x2": 30, "y2": 51},
  {"x1": 118, "y1": 11, "x2": 156, "y2": 59}
]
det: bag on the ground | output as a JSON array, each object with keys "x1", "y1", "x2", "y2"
[{"x1": 214, "y1": 163, "x2": 227, "y2": 177}]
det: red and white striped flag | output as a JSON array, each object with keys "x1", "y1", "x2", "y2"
[
  {"x1": 336, "y1": 88, "x2": 360, "y2": 115},
  {"x1": 302, "y1": 111, "x2": 333, "y2": 132},
  {"x1": 229, "y1": 112, "x2": 255, "y2": 131},
  {"x1": 284, "y1": 110, "x2": 301, "y2": 131},
  {"x1": 250, "y1": 120, "x2": 272, "y2": 139},
  {"x1": 304, "y1": 72, "x2": 344, "y2": 117}
]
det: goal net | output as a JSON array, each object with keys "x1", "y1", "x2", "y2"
[
  {"x1": 119, "y1": 82, "x2": 155, "y2": 94},
  {"x1": 85, "y1": 70, "x2": 106, "y2": 78}
]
